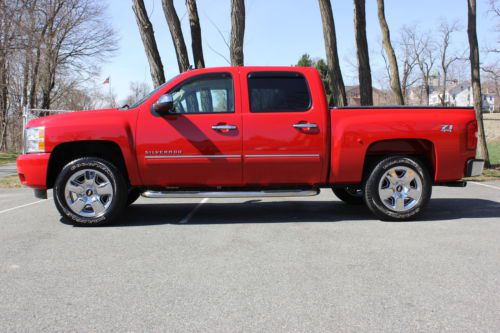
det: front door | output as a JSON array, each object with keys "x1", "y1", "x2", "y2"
[
  {"x1": 136, "y1": 72, "x2": 243, "y2": 187},
  {"x1": 240, "y1": 69, "x2": 327, "y2": 185}
]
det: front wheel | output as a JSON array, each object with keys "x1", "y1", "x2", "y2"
[
  {"x1": 364, "y1": 156, "x2": 432, "y2": 221},
  {"x1": 54, "y1": 157, "x2": 128, "y2": 226},
  {"x1": 126, "y1": 188, "x2": 142, "y2": 206}
]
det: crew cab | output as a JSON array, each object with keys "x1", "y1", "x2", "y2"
[{"x1": 17, "y1": 66, "x2": 484, "y2": 225}]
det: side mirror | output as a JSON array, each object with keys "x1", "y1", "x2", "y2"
[{"x1": 153, "y1": 94, "x2": 174, "y2": 115}]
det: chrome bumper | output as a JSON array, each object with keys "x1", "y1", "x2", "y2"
[{"x1": 466, "y1": 159, "x2": 485, "y2": 177}]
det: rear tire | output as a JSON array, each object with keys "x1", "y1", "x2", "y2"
[
  {"x1": 364, "y1": 156, "x2": 432, "y2": 221},
  {"x1": 53, "y1": 157, "x2": 127, "y2": 226},
  {"x1": 332, "y1": 187, "x2": 364, "y2": 205}
]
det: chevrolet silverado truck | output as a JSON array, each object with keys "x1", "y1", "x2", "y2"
[{"x1": 17, "y1": 66, "x2": 484, "y2": 226}]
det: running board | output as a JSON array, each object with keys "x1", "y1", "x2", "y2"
[{"x1": 141, "y1": 189, "x2": 320, "y2": 199}]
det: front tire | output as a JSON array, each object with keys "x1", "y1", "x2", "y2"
[
  {"x1": 126, "y1": 188, "x2": 142, "y2": 206},
  {"x1": 364, "y1": 156, "x2": 432, "y2": 221},
  {"x1": 53, "y1": 157, "x2": 127, "y2": 226}
]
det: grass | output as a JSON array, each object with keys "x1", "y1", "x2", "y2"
[
  {"x1": 0, "y1": 152, "x2": 17, "y2": 166},
  {"x1": 488, "y1": 141, "x2": 500, "y2": 166},
  {"x1": 465, "y1": 167, "x2": 500, "y2": 182},
  {"x1": 0, "y1": 175, "x2": 21, "y2": 188}
]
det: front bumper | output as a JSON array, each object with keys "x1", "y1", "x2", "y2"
[
  {"x1": 466, "y1": 159, "x2": 485, "y2": 177},
  {"x1": 16, "y1": 153, "x2": 51, "y2": 189}
]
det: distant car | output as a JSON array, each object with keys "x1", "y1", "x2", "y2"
[{"x1": 17, "y1": 66, "x2": 484, "y2": 225}]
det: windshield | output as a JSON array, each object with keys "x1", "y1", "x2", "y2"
[{"x1": 129, "y1": 75, "x2": 179, "y2": 109}]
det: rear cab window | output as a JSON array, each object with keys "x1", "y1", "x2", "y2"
[{"x1": 247, "y1": 72, "x2": 311, "y2": 112}]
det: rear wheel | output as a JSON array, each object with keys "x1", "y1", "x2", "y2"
[
  {"x1": 364, "y1": 156, "x2": 431, "y2": 221},
  {"x1": 54, "y1": 157, "x2": 127, "y2": 226},
  {"x1": 332, "y1": 187, "x2": 364, "y2": 205}
]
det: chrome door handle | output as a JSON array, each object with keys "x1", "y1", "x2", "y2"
[
  {"x1": 293, "y1": 123, "x2": 318, "y2": 129},
  {"x1": 212, "y1": 124, "x2": 237, "y2": 131}
]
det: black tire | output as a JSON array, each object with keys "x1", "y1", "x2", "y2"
[
  {"x1": 364, "y1": 156, "x2": 432, "y2": 221},
  {"x1": 126, "y1": 188, "x2": 142, "y2": 206},
  {"x1": 332, "y1": 187, "x2": 364, "y2": 205},
  {"x1": 53, "y1": 157, "x2": 128, "y2": 226}
]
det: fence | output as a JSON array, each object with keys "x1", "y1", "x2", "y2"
[{"x1": 21, "y1": 106, "x2": 76, "y2": 139}]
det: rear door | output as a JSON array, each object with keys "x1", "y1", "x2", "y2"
[{"x1": 240, "y1": 69, "x2": 327, "y2": 185}]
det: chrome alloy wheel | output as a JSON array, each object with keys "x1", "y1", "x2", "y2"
[
  {"x1": 64, "y1": 169, "x2": 114, "y2": 218},
  {"x1": 378, "y1": 166, "x2": 423, "y2": 212}
]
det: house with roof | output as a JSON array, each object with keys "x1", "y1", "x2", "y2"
[{"x1": 429, "y1": 82, "x2": 497, "y2": 112}]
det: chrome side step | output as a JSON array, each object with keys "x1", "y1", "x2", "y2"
[{"x1": 141, "y1": 189, "x2": 320, "y2": 199}]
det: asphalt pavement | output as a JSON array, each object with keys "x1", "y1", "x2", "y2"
[
  {"x1": 0, "y1": 182, "x2": 499, "y2": 332},
  {"x1": 0, "y1": 163, "x2": 17, "y2": 179}
]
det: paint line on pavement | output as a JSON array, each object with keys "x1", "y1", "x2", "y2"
[
  {"x1": 0, "y1": 198, "x2": 52, "y2": 215},
  {"x1": 179, "y1": 198, "x2": 209, "y2": 224},
  {"x1": 470, "y1": 181, "x2": 500, "y2": 191}
]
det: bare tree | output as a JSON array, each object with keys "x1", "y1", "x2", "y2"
[
  {"x1": 487, "y1": 0, "x2": 500, "y2": 53},
  {"x1": 230, "y1": 0, "x2": 245, "y2": 66},
  {"x1": 318, "y1": 0, "x2": 347, "y2": 106},
  {"x1": 186, "y1": 0, "x2": 205, "y2": 68},
  {"x1": 0, "y1": 0, "x2": 118, "y2": 151},
  {"x1": 353, "y1": 0, "x2": 373, "y2": 105},
  {"x1": 132, "y1": 0, "x2": 165, "y2": 87},
  {"x1": 377, "y1": 0, "x2": 404, "y2": 105},
  {"x1": 482, "y1": 62, "x2": 500, "y2": 100},
  {"x1": 123, "y1": 81, "x2": 151, "y2": 106},
  {"x1": 0, "y1": 0, "x2": 22, "y2": 149},
  {"x1": 468, "y1": 0, "x2": 490, "y2": 166},
  {"x1": 405, "y1": 25, "x2": 437, "y2": 105},
  {"x1": 37, "y1": 0, "x2": 118, "y2": 110},
  {"x1": 162, "y1": 0, "x2": 190, "y2": 72},
  {"x1": 437, "y1": 20, "x2": 462, "y2": 106},
  {"x1": 396, "y1": 30, "x2": 419, "y2": 103}
]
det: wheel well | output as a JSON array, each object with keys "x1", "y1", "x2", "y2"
[
  {"x1": 47, "y1": 141, "x2": 129, "y2": 189},
  {"x1": 362, "y1": 139, "x2": 435, "y2": 181}
]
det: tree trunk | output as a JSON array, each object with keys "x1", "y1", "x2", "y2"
[
  {"x1": 230, "y1": 0, "x2": 245, "y2": 66},
  {"x1": 424, "y1": 81, "x2": 430, "y2": 106},
  {"x1": 467, "y1": 0, "x2": 490, "y2": 166},
  {"x1": 29, "y1": 46, "x2": 41, "y2": 108},
  {"x1": 318, "y1": 0, "x2": 347, "y2": 106},
  {"x1": 377, "y1": 0, "x2": 404, "y2": 105},
  {"x1": 0, "y1": 54, "x2": 8, "y2": 151},
  {"x1": 132, "y1": 0, "x2": 165, "y2": 87},
  {"x1": 440, "y1": 69, "x2": 447, "y2": 106},
  {"x1": 162, "y1": 0, "x2": 190, "y2": 72},
  {"x1": 353, "y1": 0, "x2": 373, "y2": 105},
  {"x1": 186, "y1": 0, "x2": 205, "y2": 69}
]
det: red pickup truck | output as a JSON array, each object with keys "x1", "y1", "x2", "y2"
[{"x1": 17, "y1": 66, "x2": 484, "y2": 225}]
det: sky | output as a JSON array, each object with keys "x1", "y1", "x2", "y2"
[{"x1": 100, "y1": 0, "x2": 499, "y2": 101}]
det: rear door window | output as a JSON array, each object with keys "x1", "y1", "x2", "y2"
[{"x1": 248, "y1": 72, "x2": 311, "y2": 112}]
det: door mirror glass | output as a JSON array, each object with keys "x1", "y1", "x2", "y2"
[{"x1": 153, "y1": 94, "x2": 174, "y2": 115}]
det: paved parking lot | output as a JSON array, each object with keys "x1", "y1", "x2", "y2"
[{"x1": 1, "y1": 182, "x2": 499, "y2": 332}]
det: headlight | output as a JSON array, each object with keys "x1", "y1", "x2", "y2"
[{"x1": 24, "y1": 127, "x2": 45, "y2": 153}]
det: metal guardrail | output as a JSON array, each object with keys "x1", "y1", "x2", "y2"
[{"x1": 21, "y1": 106, "x2": 76, "y2": 145}]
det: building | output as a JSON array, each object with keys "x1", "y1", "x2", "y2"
[
  {"x1": 345, "y1": 86, "x2": 391, "y2": 106},
  {"x1": 428, "y1": 82, "x2": 498, "y2": 112}
]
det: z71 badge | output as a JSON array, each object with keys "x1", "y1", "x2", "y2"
[{"x1": 440, "y1": 124, "x2": 454, "y2": 133}]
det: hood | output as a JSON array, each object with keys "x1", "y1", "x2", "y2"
[{"x1": 27, "y1": 108, "x2": 120, "y2": 128}]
